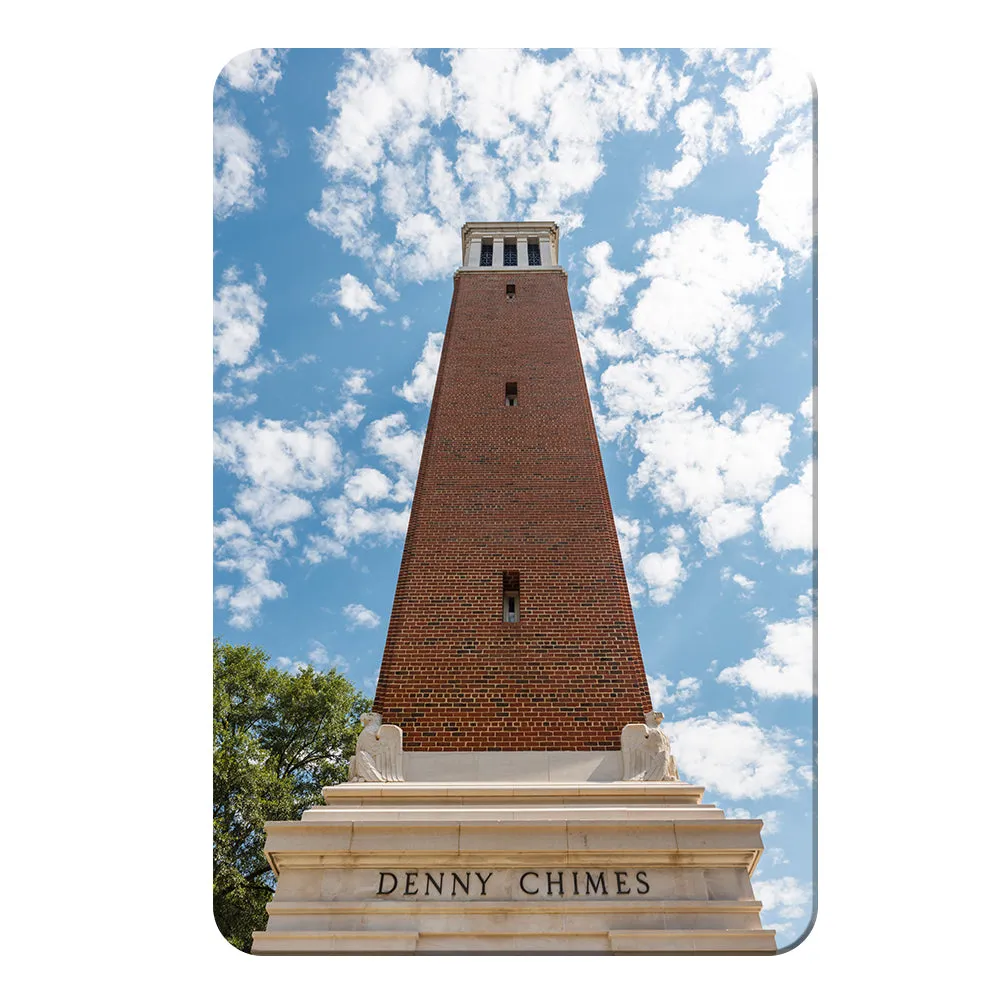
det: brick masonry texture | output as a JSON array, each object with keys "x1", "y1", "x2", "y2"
[{"x1": 373, "y1": 269, "x2": 653, "y2": 750}]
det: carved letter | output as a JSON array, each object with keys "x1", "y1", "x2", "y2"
[
  {"x1": 546, "y1": 871, "x2": 565, "y2": 896},
  {"x1": 572, "y1": 871, "x2": 580, "y2": 896},
  {"x1": 425, "y1": 872, "x2": 444, "y2": 896},
  {"x1": 403, "y1": 871, "x2": 419, "y2": 896},
  {"x1": 585, "y1": 872, "x2": 608, "y2": 896},
  {"x1": 520, "y1": 871, "x2": 540, "y2": 895},
  {"x1": 635, "y1": 871, "x2": 651, "y2": 895},
  {"x1": 377, "y1": 872, "x2": 398, "y2": 895},
  {"x1": 615, "y1": 871, "x2": 631, "y2": 895},
  {"x1": 475, "y1": 872, "x2": 493, "y2": 896},
  {"x1": 451, "y1": 872, "x2": 471, "y2": 896}
]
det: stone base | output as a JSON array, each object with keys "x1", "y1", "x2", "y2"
[{"x1": 251, "y1": 753, "x2": 776, "y2": 955}]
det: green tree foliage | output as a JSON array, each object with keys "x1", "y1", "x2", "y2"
[{"x1": 213, "y1": 639, "x2": 370, "y2": 952}]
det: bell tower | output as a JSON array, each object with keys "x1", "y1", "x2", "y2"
[
  {"x1": 252, "y1": 222, "x2": 777, "y2": 955},
  {"x1": 373, "y1": 221, "x2": 652, "y2": 750}
]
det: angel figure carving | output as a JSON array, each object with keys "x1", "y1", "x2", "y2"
[
  {"x1": 620, "y1": 711, "x2": 679, "y2": 782},
  {"x1": 347, "y1": 712, "x2": 404, "y2": 783}
]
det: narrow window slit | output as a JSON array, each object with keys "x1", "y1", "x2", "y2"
[
  {"x1": 503, "y1": 570, "x2": 520, "y2": 623},
  {"x1": 505, "y1": 381, "x2": 518, "y2": 407},
  {"x1": 506, "y1": 282, "x2": 515, "y2": 299}
]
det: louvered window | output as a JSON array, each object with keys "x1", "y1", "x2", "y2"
[
  {"x1": 479, "y1": 243, "x2": 493, "y2": 266},
  {"x1": 503, "y1": 242, "x2": 518, "y2": 266},
  {"x1": 527, "y1": 241, "x2": 541, "y2": 266}
]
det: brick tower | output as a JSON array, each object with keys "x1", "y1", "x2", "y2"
[
  {"x1": 253, "y1": 223, "x2": 776, "y2": 955},
  {"x1": 374, "y1": 221, "x2": 651, "y2": 751}
]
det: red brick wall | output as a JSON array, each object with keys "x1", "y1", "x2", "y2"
[{"x1": 373, "y1": 269, "x2": 653, "y2": 750}]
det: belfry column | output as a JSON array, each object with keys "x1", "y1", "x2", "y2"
[{"x1": 252, "y1": 221, "x2": 776, "y2": 955}]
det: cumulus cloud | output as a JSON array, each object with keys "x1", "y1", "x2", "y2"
[
  {"x1": 342, "y1": 467, "x2": 394, "y2": 505},
  {"x1": 799, "y1": 388, "x2": 815, "y2": 433},
  {"x1": 336, "y1": 274, "x2": 383, "y2": 319},
  {"x1": 220, "y1": 49, "x2": 284, "y2": 95},
  {"x1": 761, "y1": 458, "x2": 814, "y2": 552},
  {"x1": 214, "y1": 109, "x2": 262, "y2": 219},
  {"x1": 309, "y1": 49, "x2": 690, "y2": 283},
  {"x1": 636, "y1": 546, "x2": 687, "y2": 604},
  {"x1": 303, "y1": 496, "x2": 410, "y2": 562},
  {"x1": 629, "y1": 404, "x2": 793, "y2": 539},
  {"x1": 343, "y1": 603, "x2": 381, "y2": 629},
  {"x1": 213, "y1": 509, "x2": 288, "y2": 628},
  {"x1": 646, "y1": 97, "x2": 732, "y2": 200},
  {"x1": 214, "y1": 415, "x2": 344, "y2": 491},
  {"x1": 664, "y1": 711, "x2": 801, "y2": 798},
  {"x1": 364, "y1": 413, "x2": 423, "y2": 477},
  {"x1": 631, "y1": 214, "x2": 785, "y2": 361},
  {"x1": 647, "y1": 673, "x2": 701, "y2": 714},
  {"x1": 754, "y1": 876, "x2": 812, "y2": 921},
  {"x1": 722, "y1": 51, "x2": 812, "y2": 151},
  {"x1": 577, "y1": 241, "x2": 637, "y2": 334},
  {"x1": 395, "y1": 331, "x2": 444, "y2": 405},
  {"x1": 758, "y1": 114, "x2": 813, "y2": 262},
  {"x1": 722, "y1": 567, "x2": 756, "y2": 592},
  {"x1": 718, "y1": 612, "x2": 814, "y2": 698},
  {"x1": 614, "y1": 515, "x2": 643, "y2": 568},
  {"x1": 214, "y1": 268, "x2": 266, "y2": 367},
  {"x1": 234, "y1": 485, "x2": 313, "y2": 529}
]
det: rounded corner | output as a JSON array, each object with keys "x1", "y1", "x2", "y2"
[{"x1": 774, "y1": 900, "x2": 818, "y2": 955}]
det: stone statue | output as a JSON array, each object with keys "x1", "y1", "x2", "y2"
[
  {"x1": 620, "y1": 711, "x2": 679, "y2": 782},
  {"x1": 347, "y1": 712, "x2": 404, "y2": 783}
]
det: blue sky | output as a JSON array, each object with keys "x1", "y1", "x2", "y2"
[{"x1": 213, "y1": 48, "x2": 815, "y2": 947}]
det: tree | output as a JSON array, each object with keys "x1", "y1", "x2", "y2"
[{"x1": 213, "y1": 639, "x2": 370, "y2": 952}]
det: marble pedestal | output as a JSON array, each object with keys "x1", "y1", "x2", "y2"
[{"x1": 251, "y1": 752, "x2": 775, "y2": 954}]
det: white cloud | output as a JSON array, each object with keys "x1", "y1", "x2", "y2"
[
  {"x1": 220, "y1": 49, "x2": 284, "y2": 95},
  {"x1": 308, "y1": 185, "x2": 379, "y2": 260},
  {"x1": 364, "y1": 413, "x2": 423, "y2": 477},
  {"x1": 718, "y1": 614, "x2": 814, "y2": 698},
  {"x1": 214, "y1": 270, "x2": 266, "y2": 367},
  {"x1": 213, "y1": 109, "x2": 262, "y2": 219},
  {"x1": 343, "y1": 603, "x2": 381, "y2": 629},
  {"x1": 234, "y1": 485, "x2": 313, "y2": 529},
  {"x1": 664, "y1": 711, "x2": 801, "y2": 798},
  {"x1": 791, "y1": 557, "x2": 814, "y2": 576},
  {"x1": 636, "y1": 546, "x2": 687, "y2": 604},
  {"x1": 597, "y1": 353, "x2": 711, "y2": 438},
  {"x1": 646, "y1": 98, "x2": 732, "y2": 200},
  {"x1": 336, "y1": 274, "x2": 383, "y2": 319},
  {"x1": 698, "y1": 502, "x2": 756, "y2": 553},
  {"x1": 754, "y1": 876, "x2": 812, "y2": 920},
  {"x1": 722, "y1": 51, "x2": 812, "y2": 151},
  {"x1": 631, "y1": 214, "x2": 785, "y2": 361},
  {"x1": 722, "y1": 568, "x2": 756, "y2": 592},
  {"x1": 629, "y1": 404, "x2": 793, "y2": 532},
  {"x1": 758, "y1": 114, "x2": 813, "y2": 262},
  {"x1": 614, "y1": 515, "x2": 643, "y2": 568},
  {"x1": 761, "y1": 458, "x2": 814, "y2": 552},
  {"x1": 309, "y1": 49, "x2": 689, "y2": 283},
  {"x1": 342, "y1": 368, "x2": 372, "y2": 396},
  {"x1": 395, "y1": 331, "x2": 444, "y2": 405},
  {"x1": 342, "y1": 467, "x2": 393, "y2": 505},
  {"x1": 214, "y1": 415, "x2": 344, "y2": 491},
  {"x1": 647, "y1": 673, "x2": 701, "y2": 712},
  {"x1": 577, "y1": 241, "x2": 637, "y2": 334},
  {"x1": 304, "y1": 496, "x2": 410, "y2": 562},
  {"x1": 213, "y1": 509, "x2": 288, "y2": 628},
  {"x1": 306, "y1": 641, "x2": 330, "y2": 667},
  {"x1": 798, "y1": 388, "x2": 814, "y2": 433}
]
